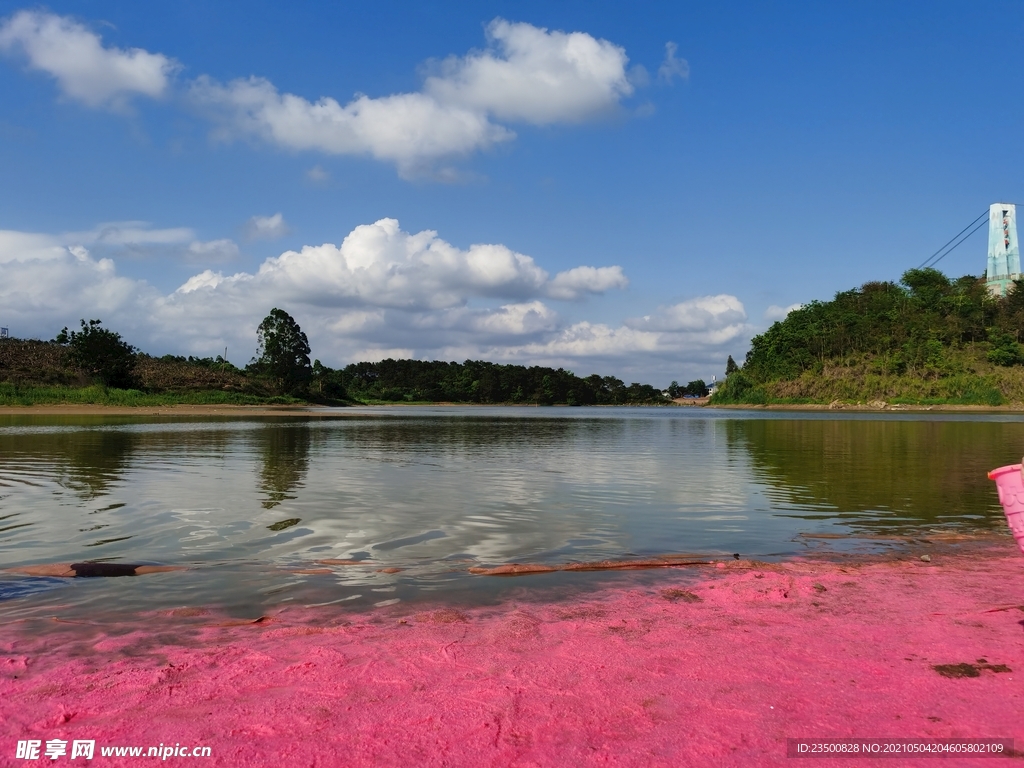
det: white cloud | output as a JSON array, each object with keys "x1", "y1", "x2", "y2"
[
  {"x1": 0, "y1": 223, "x2": 239, "y2": 266},
  {"x1": 408, "y1": 301, "x2": 559, "y2": 339},
  {"x1": 0, "y1": 246, "x2": 156, "y2": 337},
  {"x1": 189, "y1": 19, "x2": 637, "y2": 177},
  {"x1": 764, "y1": 303, "x2": 802, "y2": 322},
  {"x1": 0, "y1": 223, "x2": 193, "y2": 263},
  {"x1": 492, "y1": 322, "x2": 660, "y2": 359},
  {"x1": 0, "y1": 218, "x2": 738, "y2": 383},
  {"x1": 626, "y1": 295, "x2": 746, "y2": 334},
  {"x1": 0, "y1": 230, "x2": 74, "y2": 263},
  {"x1": 174, "y1": 218, "x2": 575, "y2": 310},
  {"x1": 495, "y1": 295, "x2": 749, "y2": 362},
  {"x1": 657, "y1": 41, "x2": 689, "y2": 83},
  {"x1": 0, "y1": 10, "x2": 177, "y2": 109},
  {"x1": 457, "y1": 296, "x2": 750, "y2": 382},
  {"x1": 129, "y1": 216, "x2": 629, "y2": 355},
  {"x1": 423, "y1": 19, "x2": 633, "y2": 125},
  {"x1": 547, "y1": 265, "x2": 628, "y2": 300},
  {"x1": 469, "y1": 301, "x2": 558, "y2": 335},
  {"x1": 243, "y1": 213, "x2": 289, "y2": 241},
  {"x1": 191, "y1": 76, "x2": 512, "y2": 178}
]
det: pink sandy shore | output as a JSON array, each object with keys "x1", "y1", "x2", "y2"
[{"x1": 2, "y1": 545, "x2": 1023, "y2": 767}]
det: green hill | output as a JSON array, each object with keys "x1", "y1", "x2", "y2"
[{"x1": 711, "y1": 268, "x2": 1024, "y2": 406}]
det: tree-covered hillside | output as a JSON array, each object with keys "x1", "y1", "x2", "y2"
[
  {"x1": 712, "y1": 268, "x2": 1024, "y2": 405},
  {"x1": 338, "y1": 358, "x2": 666, "y2": 405}
]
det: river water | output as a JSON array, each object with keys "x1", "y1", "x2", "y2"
[{"x1": 1, "y1": 407, "x2": 1020, "y2": 618}]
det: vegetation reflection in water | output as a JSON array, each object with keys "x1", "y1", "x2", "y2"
[
  {"x1": 0, "y1": 408, "x2": 1020, "y2": 616},
  {"x1": 728, "y1": 417, "x2": 1020, "y2": 532}
]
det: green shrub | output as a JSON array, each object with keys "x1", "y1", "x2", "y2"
[{"x1": 987, "y1": 331, "x2": 1023, "y2": 367}]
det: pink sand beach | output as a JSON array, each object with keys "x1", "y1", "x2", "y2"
[{"x1": 3, "y1": 543, "x2": 1022, "y2": 766}]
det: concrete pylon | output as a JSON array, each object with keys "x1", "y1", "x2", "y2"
[{"x1": 986, "y1": 203, "x2": 1021, "y2": 296}]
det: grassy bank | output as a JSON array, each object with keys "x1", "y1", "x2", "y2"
[
  {"x1": 0, "y1": 383, "x2": 305, "y2": 407},
  {"x1": 711, "y1": 347, "x2": 1024, "y2": 406}
]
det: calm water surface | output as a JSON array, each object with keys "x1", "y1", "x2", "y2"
[{"x1": 1, "y1": 407, "x2": 1020, "y2": 617}]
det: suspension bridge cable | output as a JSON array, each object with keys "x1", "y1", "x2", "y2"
[
  {"x1": 917, "y1": 210, "x2": 988, "y2": 269},
  {"x1": 919, "y1": 216, "x2": 989, "y2": 270}
]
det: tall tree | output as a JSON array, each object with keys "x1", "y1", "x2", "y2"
[
  {"x1": 55, "y1": 319, "x2": 137, "y2": 389},
  {"x1": 252, "y1": 309, "x2": 312, "y2": 394}
]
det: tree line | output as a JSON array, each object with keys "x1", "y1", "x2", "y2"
[
  {"x1": 334, "y1": 358, "x2": 666, "y2": 404},
  {"x1": 46, "y1": 309, "x2": 673, "y2": 405}
]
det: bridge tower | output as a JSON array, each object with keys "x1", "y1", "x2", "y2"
[{"x1": 986, "y1": 203, "x2": 1021, "y2": 296}]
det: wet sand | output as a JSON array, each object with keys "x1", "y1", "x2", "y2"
[{"x1": 3, "y1": 541, "x2": 1022, "y2": 766}]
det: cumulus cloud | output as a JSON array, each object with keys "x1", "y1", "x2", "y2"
[
  {"x1": 547, "y1": 265, "x2": 628, "y2": 300},
  {"x1": 192, "y1": 76, "x2": 512, "y2": 177},
  {"x1": 764, "y1": 303, "x2": 802, "y2": 322},
  {"x1": 0, "y1": 244, "x2": 156, "y2": 335},
  {"x1": 0, "y1": 10, "x2": 177, "y2": 108},
  {"x1": 490, "y1": 295, "x2": 749, "y2": 362},
  {"x1": 0, "y1": 222, "x2": 239, "y2": 266},
  {"x1": 0, "y1": 230, "x2": 76, "y2": 263},
  {"x1": 0, "y1": 218, "x2": 739, "y2": 382},
  {"x1": 422, "y1": 19, "x2": 632, "y2": 124},
  {"x1": 243, "y1": 213, "x2": 289, "y2": 241},
  {"x1": 175, "y1": 218, "x2": 581, "y2": 311},
  {"x1": 189, "y1": 19, "x2": 636, "y2": 177},
  {"x1": 657, "y1": 42, "x2": 689, "y2": 83},
  {"x1": 626, "y1": 295, "x2": 746, "y2": 336},
  {"x1": 451, "y1": 296, "x2": 751, "y2": 383}
]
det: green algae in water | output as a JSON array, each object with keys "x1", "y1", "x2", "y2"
[{"x1": 268, "y1": 518, "x2": 301, "y2": 531}]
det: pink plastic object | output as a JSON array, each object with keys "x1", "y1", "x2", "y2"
[{"x1": 987, "y1": 463, "x2": 1024, "y2": 555}]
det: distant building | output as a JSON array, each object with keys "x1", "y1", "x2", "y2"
[
  {"x1": 985, "y1": 203, "x2": 1021, "y2": 296},
  {"x1": 0, "y1": 327, "x2": 8, "y2": 339}
]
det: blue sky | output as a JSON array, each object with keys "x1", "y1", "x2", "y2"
[{"x1": 1, "y1": 1, "x2": 1020, "y2": 384}]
